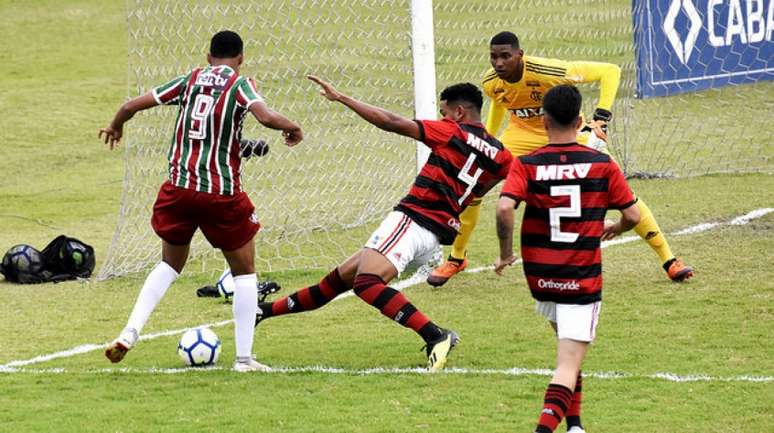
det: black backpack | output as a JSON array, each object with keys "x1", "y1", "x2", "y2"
[{"x1": 1, "y1": 236, "x2": 95, "y2": 284}]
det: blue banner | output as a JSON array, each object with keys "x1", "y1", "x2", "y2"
[{"x1": 633, "y1": 0, "x2": 774, "y2": 98}]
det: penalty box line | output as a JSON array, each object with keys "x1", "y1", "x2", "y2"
[{"x1": 0, "y1": 208, "x2": 772, "y2": 374}]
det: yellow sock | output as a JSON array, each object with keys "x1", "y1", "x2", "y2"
[
  {"x1": 450, "y1": 198, "x2": 482, "y2": 260},
  {"x1": 632, "y1": 199, "x2": 674, "y2": 265}
]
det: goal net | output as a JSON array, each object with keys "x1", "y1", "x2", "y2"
[{"x1": 99, "y1": 0, "x2": 772, "y2": 279}]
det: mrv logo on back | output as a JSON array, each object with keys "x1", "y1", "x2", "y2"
[{"x1": 536, "y1": 163, "x2": 591, "y2": 181}]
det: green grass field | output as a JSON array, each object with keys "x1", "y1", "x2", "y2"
[{"x1": 1, "y1": 1, "x2": 773, "y2": 432}]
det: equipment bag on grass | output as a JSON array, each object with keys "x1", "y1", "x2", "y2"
[{"x1": 1, "y1": 235, "x2": 95, "y2": 283}]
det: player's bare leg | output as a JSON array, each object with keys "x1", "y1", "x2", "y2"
[
  {"x1": 355, "y1": 248, "x2": 459, "y2": 371},
  {"x1": 105, "y1": 241, "x2": 187, "y2": 363},
  {"x1": 534, "y1": 330, "x2": 589, "y2": 433},
  {"x1": 222, "y1": 237, "x2": 269, "y2": 372}
]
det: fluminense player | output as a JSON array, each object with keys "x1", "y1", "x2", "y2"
[
  {"x1": 495, "y1": 85, "x2": 640, "y2": 433},
  {"x1": 429, "y1": 31, "x2": 692, "y2": 287},
  {"x1": 99, "y1": 30, "x2": 303, "y2": 372},
  {"x1": 252, "y1": 77, "x2": 513, "y2": 371}
]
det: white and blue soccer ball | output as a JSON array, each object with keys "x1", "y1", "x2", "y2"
[
  {"x1": 216, "y1": 268, "x2": 235, "y2": 300},
  {"x1": 177, "y1": 327, "x2": 221, "y2": 366}
]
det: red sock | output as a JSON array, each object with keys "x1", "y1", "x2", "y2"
[
  {"x1": 352, "y1": 273, "x2": 431, "y2": 334},
  {"x1": 263, "y1": 268, "x2": 348, "y2": 317},
  {"x1": 566, "y1": 371, "x2": 583, "y2": 429},
  {"x1": 535, "y1": 383, "x2": 573, "y2": 433}
]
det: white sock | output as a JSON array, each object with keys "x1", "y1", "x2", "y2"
[
  {"x1": 126, "y1": 261, "x2": 179, "y2": 334},
  {"x1": 232, "y1": 273, "x2": 258, "y2": 359}
]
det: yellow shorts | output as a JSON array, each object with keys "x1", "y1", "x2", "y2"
[{"x1": 499, "y1": 124, "x2": 611, "y2": 157}]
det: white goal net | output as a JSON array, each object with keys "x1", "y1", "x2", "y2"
[{"x1": 99, "y1": 0, "x2": 772, "y2": 279}]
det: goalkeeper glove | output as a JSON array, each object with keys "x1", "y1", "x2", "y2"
[
  {"x1": 240, "y1": 138, "x2": 270, "y2": 159},
  {"x1": 593, "y1": 108, "x2": 613, "y2": 122},
  {"x1": 581, "y1": 108, "x2": 612, "y2": 142},
  {"x1": 590, "y1": 107, "x2": 612, "y2": 135}
]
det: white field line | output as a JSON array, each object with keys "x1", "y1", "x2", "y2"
[
  {"x1": 0, "y1": 208, "x2": 771, "y2": 377},
  {"x1": 0, "y1": 365, "x2": 771, "y2": 383}
]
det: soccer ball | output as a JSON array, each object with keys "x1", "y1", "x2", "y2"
[
  {"x1": 216, "y1": 268, "x2": 235, "y2": 300},
  {"x1": 177, "y1": 327, "x2": 221, "y2": 366},
  {"x1": 1, "y1": 244, "x2": 44, "y2": 278}
]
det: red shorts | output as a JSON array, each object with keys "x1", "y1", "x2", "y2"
[{"x1": 151, "y1": 182, "x2": 260, "y2": 251}]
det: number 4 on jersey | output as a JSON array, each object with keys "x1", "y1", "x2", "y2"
[{"x1": 457, "y1": 153, "x2": 483, "y2": 205}]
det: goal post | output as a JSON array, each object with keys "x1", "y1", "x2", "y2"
[
  {"x1": 99, "y1": 0, "x2": 772, "y2": 279},
  {"x1": 410, "y1": 0, "x2": 437, "y2": 171}
]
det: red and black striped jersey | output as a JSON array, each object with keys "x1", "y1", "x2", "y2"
[
  {"x1": 395, "y1": 118, "x2": 513, "y2": 244},
  {"x1": 152, "y1": 65, "x2": 264, "y2": 195},
  {"x1": 501, "y1": 143, "x2": 635, "y2": 303}
]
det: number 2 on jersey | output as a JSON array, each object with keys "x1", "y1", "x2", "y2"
[
  {"x1": 550, "y1": 185, "x2": 581, "y2": 243},
  {"x1": 188, "y1": 94, "x2": 214, "y2": 140},
  {"x1": 457, "y1": 153, "x2": 483, "y2": 205}
]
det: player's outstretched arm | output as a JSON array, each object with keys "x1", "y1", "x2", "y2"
[
  {"x1": 99, "y1": 92, "x2": 158, "y2": 149},
  {"x1": 248, "y1": 102, "x2": 303, "y2": 147},
  {"x1": 308, "y1": 75, "x2": 421, "y2": 140},
  {"x1": 485, "y1": 98, "x2": 507, "y2": 136},
  {"x1": 602, "y1": 202, "x2": 640, "y2": 241},
  {"x1": 567, "y1": 61, "x2": 621, "y2": 113},
  {"x1": 494, "y1": 196, "x2": 519, "y2": 275}
]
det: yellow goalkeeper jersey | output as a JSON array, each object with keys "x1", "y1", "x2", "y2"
[{"x1": 482, "y1": 55, "x2": 621, "y2": 156}]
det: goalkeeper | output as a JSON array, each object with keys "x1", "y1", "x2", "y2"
[{"x1": 428, "y1": 31, "x2": 693, "y2": 286}]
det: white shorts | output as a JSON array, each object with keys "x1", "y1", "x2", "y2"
[
  {"x1": 364, "y1": 211, "x2": 440, "y2": 275},
  {"x1": 536, "y1": 301, "x2": 601, "y2": 343}
]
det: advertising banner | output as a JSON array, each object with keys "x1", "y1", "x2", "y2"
[{"x1": 633, "y1": 0, "x2": 774, "y2": 98}]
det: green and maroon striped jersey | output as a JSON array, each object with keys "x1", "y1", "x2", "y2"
[{"x1": 152, "y1": 65, "x2": 264, "y2": 195}]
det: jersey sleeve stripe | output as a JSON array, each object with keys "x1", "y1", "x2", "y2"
[
  {"x1": 610, "y1": 198, "x2": 638, "y2": 210},
  {"x1": 239, "y1": 79, "x2": 264, "y2": 105},
  {"x1": 499, "y1": 192, "x2": 523, "y2": 203},
  {"x1": 525, "y1": 65, "x2": 566, "y2": 75},
  {"x1": 152, "y1": 91, "x2": 164, "y2": 105},
  {"x1": 153, "y1": 83, "x2": 181, "y2": 104},
  {"x1": 525, "y1": 67, "x2": 565, "y2": 77},
  {"x1": 414, "y1": 120, "x2": 426, "y2": 142},
  {"x1": 525, "y1": 61, "x2": 566, "y2": 74},
  {"x1": 483, "y1": 71, "x2": 498, "y2": 83}
]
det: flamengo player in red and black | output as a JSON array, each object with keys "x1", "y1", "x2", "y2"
[
  {"x1": 99, "y1": 31, "x2": 303, "y2": 372},
  {"x1": 494, "y1": 85, "x2": 640, "y2": 433},
  {"x1": 251, "y1": 76, "x2": 512, "y2": 371}
]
